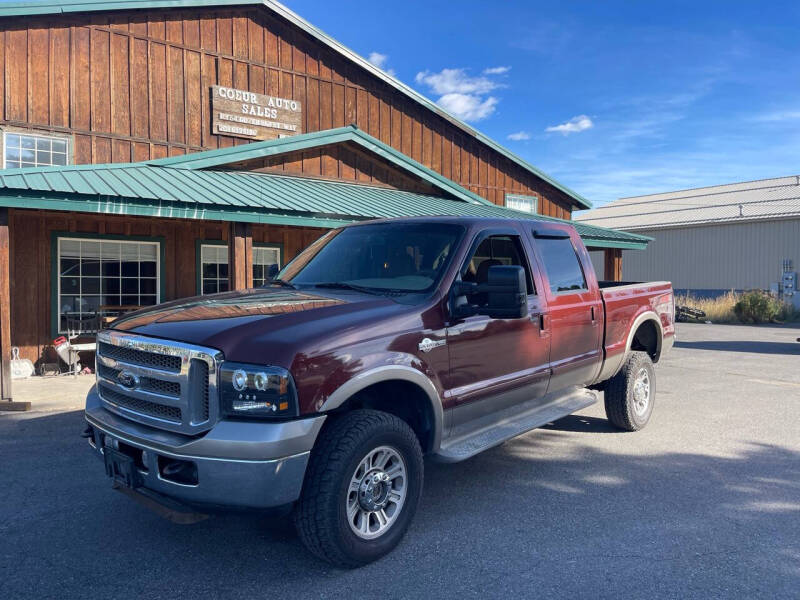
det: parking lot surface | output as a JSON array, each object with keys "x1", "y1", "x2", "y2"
[{"x1": 1, "y1": 323, "x2": 799, "y2": 599}]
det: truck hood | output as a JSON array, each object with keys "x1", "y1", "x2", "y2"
[{"x1": 110, "y1": 286, "x2": 407, "y2": 366}]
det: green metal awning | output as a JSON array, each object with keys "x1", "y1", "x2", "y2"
[{"x1": 0, "y1": 159, "x2": 649, "y2": 249}]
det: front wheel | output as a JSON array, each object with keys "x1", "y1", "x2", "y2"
[
  {"x1": 294, "y1": 410, "x2": 424, "y2": 568},
  {"x1": 604, "y1": 351, "x2": 656, "y2": 431}
]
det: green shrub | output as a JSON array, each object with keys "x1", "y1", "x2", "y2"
[{"x1": 733, "y1": 290, "x2": 784, "y2": 323}]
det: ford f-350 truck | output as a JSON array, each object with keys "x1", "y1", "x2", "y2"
[{"x1": 84, "y1": 216, "x2": 674, "y2": 567}]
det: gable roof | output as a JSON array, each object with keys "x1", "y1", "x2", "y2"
[
  {"x1": 0, "y1": 0, "x2": 592, "y2": 210},
  {"x1": 575, "y1": 175, "x2": 800, "y2": 231},
  {"x1": 148, "y1": 125, "x2": 490, "y2": 206}
]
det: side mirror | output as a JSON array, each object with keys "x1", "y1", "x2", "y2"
[{"x1": 450, "y1": 265, "x2": 529, "y2": 319}]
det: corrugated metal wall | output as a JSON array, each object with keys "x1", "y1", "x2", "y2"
[
  {"x1": 613, "y1": 219, "x2": 800, "y2": 290},
  {"x1": 589, "y1": 250, "x2": 605, "y2": 280}
]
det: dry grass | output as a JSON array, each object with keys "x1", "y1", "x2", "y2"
[
  {"x1": 676, "y1": 290, "x2": 800, "y2": 324},
  {"x1": 676, "y1": 291, "x2": 740, "y2": 323}
]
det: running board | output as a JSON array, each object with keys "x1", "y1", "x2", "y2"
[{"x1": 435, "y1": 387, "x2": 598, "y2": 463}]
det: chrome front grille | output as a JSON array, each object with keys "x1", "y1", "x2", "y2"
[
  {"x1": 98, "y1": 382, "x2": 182, "y2": 422},
  {"x1": 95, "y1": 331, "x2": 222, "y2": 434},
  {"x1": 98, "y1": 341, "x2": 182, "y2": 372},
  {"x1": 97, "y1": 364, "x2": 181, "y2": 397}
]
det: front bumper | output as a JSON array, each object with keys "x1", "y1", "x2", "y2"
[{"x1": 85, "y1": 386, "x2": 326, "y2": 509}]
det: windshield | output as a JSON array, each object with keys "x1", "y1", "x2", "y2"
[{"x1": 277, "y1": 222, "x2": 464, "y2": 292}]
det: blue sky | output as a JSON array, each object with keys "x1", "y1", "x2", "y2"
[{"x1": 285, "y1": 0, "x2": 800, "y2": 208}]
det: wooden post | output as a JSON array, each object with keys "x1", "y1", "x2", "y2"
[
  {"x1": 603, "y1": 248, "x2": 623, "y2": 282},
  {"x1": 0, "y1": 208, "x2": 30, "y2": 410},
  {"x1": 228, "y1": 221, "x2": 253, "y2": 290}
]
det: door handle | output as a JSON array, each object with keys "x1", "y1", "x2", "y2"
[
  {"x1": 591, "y1": 306, "x2": 596, "y2": 321},
  {"x1": 532, "y1": 312, "x2": 549, "y2": 337}
]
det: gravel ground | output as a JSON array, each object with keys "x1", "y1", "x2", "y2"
[{"x1": 1, "y1": 322, "x2": 798, "y2": 599}]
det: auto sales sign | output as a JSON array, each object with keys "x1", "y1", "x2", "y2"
[{"x1": 211, "y1": 85, "x2": 303, "y2": 141}]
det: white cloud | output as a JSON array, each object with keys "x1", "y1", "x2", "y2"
[
  {"x1": 545, "y1": 114, "x2": 594, "y2": 135},
  {"x1": 415, "y1": 68, "x2": 500, "y2": 96},
  {"x1": 507, "y1": 131, "x2": 531, "y2": 141},
  {"x1": 367, "y1": 51, "x2": 396, "y2": 77},
  {"x1": 483, "y1": 66, "x2": 511, "y2": 75},
  {"x1": 415, "y1": 67, "x2": 507, "y2": 122},
  {"x1": 753, "y1": 110, "x2": 800, "y2": 122},
  {"x1": 367, "y1": 52, "x2": 388, "y2": 69},
  {"x1": 437, "y1": 93, "x2": 498, "y2": 122}
]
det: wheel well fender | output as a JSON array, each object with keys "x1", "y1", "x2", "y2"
[
  {"x1": 318, "y1": 366, "x2": 444, "y2": 453},
  {"x1": 626, "y1": 312, "x2": 663, "y2": 363}
]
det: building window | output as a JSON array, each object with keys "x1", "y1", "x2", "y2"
[
  {"x1": 253, "y1": 245, "x2": 282, "y2": 286},
  {"x1": 199, "y1": 243, "x2": 283, "y2": 292},
  {"x1": 57, "y1": 237, "x2": 160, "y2": 334},
  {"x1": 4, "y1": 131, "x2": 69, "y2": 168},
  {"x1": 199, "y1": 244, "x2": 229, "y2": 295},
  {"x1": 505, "y1": 193, "x2": 538, "y2": 214}
]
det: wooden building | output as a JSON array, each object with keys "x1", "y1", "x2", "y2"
[{"x1": 0, "y1": 0, "x2": 648, "y2": 403}]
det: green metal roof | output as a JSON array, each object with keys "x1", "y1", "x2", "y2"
[
  {"x1": 0, "y1": 0, "x2": 592, "y2": 210},
  {"x1": 0, "y1": 161, "x2": 648, "y2": 249},
  {"x1": 148, "y1": 125, "x2": 490, "y2": 207}
]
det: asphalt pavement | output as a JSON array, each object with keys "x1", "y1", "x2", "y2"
[{"x1": 1, "y1": 322, "x2": 799, "y2": 599}]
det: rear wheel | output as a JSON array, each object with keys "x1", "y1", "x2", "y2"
[
  {"x1": 604, "y1": 351, "x2": 655, "y2": 431},
  {"x1": 294, "y1": 409, "x2": 423, "y2": 568}
]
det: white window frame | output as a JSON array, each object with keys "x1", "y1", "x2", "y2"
[
  {"x1": 505, "y1": 193, "x2": 538, "y2": 214},
  {"x1": 3, "y1": 130, "x2": 71, "y2": 169},
  {"x1": 252, "y1": 245, "x2": 282, "y2": 287},
  {"x1": 199, "y1": 243, "x2": 230, "y2": 295},
  {"x1": 56, "y1": 237, "x2": 161, "y2": 334}
]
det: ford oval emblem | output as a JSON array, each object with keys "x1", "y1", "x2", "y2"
[{"x1": 117, "y1": 370, "x2": 140, "y2": 390}]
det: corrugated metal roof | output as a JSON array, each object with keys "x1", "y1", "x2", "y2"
[
  {"x1": 149, "y1": 125, "x2": 489, "y2": 207},
  {"x1": 575, "y1": 175, "x2": 800, "y2": 231},
  {"x1": 0, "y1": 0, "x2": 592, "y2": 210},
  {"x1": 0, "y1": 162, "x2": 646, "y2": 248}
]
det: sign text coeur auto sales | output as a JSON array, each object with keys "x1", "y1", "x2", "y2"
[{"x1": 211, "y1": 85, "x2": 303, "y2": 141}]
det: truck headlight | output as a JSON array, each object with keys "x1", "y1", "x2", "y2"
[{"x1": 219, "y1": 363, "x2": 299, "y2": 418}]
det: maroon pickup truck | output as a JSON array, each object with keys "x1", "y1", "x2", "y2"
[{"x1": 84, "y1": 216, "x2": 674, "y2": 567}]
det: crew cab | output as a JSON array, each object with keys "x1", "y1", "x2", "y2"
[{"x1": 84, "y1": 216, "x2": 675, "y2": 567}]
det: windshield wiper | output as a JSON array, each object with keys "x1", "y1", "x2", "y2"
[
  {"x1": 315, "y1": 282, "x2": 409, "y2": 296},
  {"x1": 267, "y1": 278, "x2": 296, "y2": 289}
]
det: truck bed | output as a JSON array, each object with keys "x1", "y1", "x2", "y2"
[{"x1": 599, "y1": 280, "x2": 676, "y2": 370}]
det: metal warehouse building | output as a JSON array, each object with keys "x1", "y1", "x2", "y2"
[
  {"x1": 576, "y1": 175, "x2": 800, "y2": 297},
  {"x1": 0, "y1": 0, "x2": 649, "y2": 406}
]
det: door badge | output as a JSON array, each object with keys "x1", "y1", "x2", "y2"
[{"x1": 418, "y1": 337, "x2": 446, "y2": 353}]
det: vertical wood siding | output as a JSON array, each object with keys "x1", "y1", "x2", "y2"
[
  {"x1": 0, "y1": 7, "x2": 573, "y2": 218},
  {"x1": 8, "y1": 208, "x2": 325, "y2": 363}
]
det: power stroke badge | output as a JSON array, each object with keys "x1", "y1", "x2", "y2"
[{"x1": 418, "y1": 338, "x2": 446, "y2": 353}]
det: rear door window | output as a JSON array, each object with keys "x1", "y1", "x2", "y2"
[{"x1": 535, "y1": 237, "x2": 588, "y2": 293}]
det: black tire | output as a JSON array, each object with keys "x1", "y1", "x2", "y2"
[
  {"x1": 604, "y1": 351, "x2": 655, "y2": 431},
  {"x1": 294, "y1": 409, "x2": 424, "y2": 568}
]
